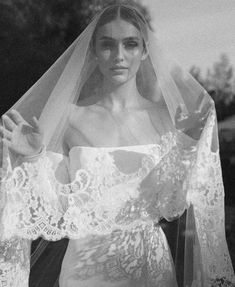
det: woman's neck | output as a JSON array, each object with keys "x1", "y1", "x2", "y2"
[{"x1": 99, "y1": 76, "x2": 145, "y2": 112}]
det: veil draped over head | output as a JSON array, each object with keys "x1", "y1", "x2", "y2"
[{"x1": 0, "y1": 3, "x2": 234, "y2": 287}]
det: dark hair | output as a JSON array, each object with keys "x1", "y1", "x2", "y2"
[{"x1": 92, "y1": 5, "x2": 148, "y2": 50}]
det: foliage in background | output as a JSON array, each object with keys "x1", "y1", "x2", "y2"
[{"x1": 190, "y1": 54, "x2": 235, "y2": 121}]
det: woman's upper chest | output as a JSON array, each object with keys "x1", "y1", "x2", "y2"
[{"x1": 65, "y1": 103, "x2": 173, "y2": 149}]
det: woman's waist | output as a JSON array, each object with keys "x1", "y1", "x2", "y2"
[{"x1": 68, "y1": 220, "x2": 162, "y2": 251}]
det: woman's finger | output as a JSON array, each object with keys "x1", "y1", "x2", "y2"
[
  {"x1": 32, "y1": 117, "x2": 43, "y2": 134},
  {"x1": 9, "y1": 109, "x2": 26, "y2": 125},
  {"x1": 2, "y1": 115, "x2": 17, "y2": 131},
  {"x1": 175, "y1": 105, "x2": 182, "y2": 116},
  {"x1": 0, "y1": 126, "x2": 12, "y2": 140}
]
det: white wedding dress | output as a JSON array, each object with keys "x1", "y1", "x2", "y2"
[
  {"x1": 59, "y1": 139, "x2": 179, "y2": 287},
  {"x1": 1, "y1": 125, "x2": 234, "y2": 287},
  {"x1": 1, "y1": 4, "x2": 234, "y2": 285}
]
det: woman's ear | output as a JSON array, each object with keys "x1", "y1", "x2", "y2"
[
  {"x1": 141, "y1": 42, "x2": 148, "y2": 61},
  {"x1": 141, "y1": 48, "x2": 148, "y2": 61}
]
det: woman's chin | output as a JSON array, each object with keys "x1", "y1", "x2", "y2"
[{"x1": 109, "y1": 75, "x2": 130, "y2": 85}]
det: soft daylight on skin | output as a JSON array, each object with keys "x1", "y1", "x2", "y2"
[
  {"x1": 0, "y1": 3, "x2": 234, "y2": 287},
  {"x1": 95, "y1": 19, "x2": 147, "y2": 86}
]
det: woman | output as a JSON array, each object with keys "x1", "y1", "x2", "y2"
[{"x1": 0, "y1": 4, "x2": 234, "y2": 287}]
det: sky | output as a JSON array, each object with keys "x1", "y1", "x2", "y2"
[{"x1": 143, "y1": 0, "x2": 235, "y2": 75}]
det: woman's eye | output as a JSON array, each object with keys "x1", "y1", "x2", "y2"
[
  {"x1": 124, "y1": 41, "x2": 139, "y2": 49},
  {"x1": 100, "y1": 41, "x2": 115, "y2": 49}
]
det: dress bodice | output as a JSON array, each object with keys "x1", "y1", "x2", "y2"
[
  {"x1": 69, "y1": 144, "x2": 162, "y2": 183},
  {"x1": 68, "y1": 132, "x2": 175, "y2": 180},
  {"x1": 68, "y1": 144, "x2": 164, "y2": 224},
  {"x1": 62, "y1": 132, "x2": 187, "y2": 230}
]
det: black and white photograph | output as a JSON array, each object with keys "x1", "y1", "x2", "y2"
[{"x1": 0, "y1": 1, "x2": 235, "y2": 286}]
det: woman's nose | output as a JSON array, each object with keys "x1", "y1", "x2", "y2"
[{"x1": 114, "y1": 44, "x2": 124, "y2": 62}]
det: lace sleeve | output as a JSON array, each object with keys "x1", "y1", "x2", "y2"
[
  {"x1": 187, "y1": 112, "x2": 235, "y2": 285},
  {"x1": 1, "y1": 148, "x2": 160, "y2": 242},
  {"x1": 0, "y1": 151, "x2": 88, "y2": 241},
  {"x1": 0, "y1": 151, "x2": 69, "y2": 287},
  {"x1": 147, "y1": 135, "x2": 192, "y2": 222}
]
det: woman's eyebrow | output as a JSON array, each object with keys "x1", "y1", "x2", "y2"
[
  {"x1": 99, "y1": 36, "x2": 140, "y2": 41},
  {"x1": 99, "y1": 36, "x2": 114, "y2": 41},
  {"x1": 123, "y1": 37, "x2": 140, "y2": 41}
]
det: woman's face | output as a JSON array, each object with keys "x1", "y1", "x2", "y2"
[{"x1": 94, "y1": 18, "x2": 147, "y2": 86}]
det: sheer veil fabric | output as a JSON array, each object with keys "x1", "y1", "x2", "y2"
[{"x1": 0, "y1": 4, "x2": 234, "y2": 287}]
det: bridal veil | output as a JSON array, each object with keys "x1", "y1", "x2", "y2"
[{"x1": 0, "y1": 3, "x2": 234, "y2": 287}]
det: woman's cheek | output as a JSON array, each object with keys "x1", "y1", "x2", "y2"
[
  {"x1": 129, "y1": 51, "x2": 142, "y2": 70},
  {"x1": 128, "y1": 49, "x2": 143, "y2": 65},
  {"x1": 100, "y1": 50, "x2": 111, "y2": 62},
  {"x1": 132, "y1": 48, "x2": 141, "y2": 57}
]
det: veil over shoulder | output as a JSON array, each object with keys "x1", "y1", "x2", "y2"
[{"x1": 0, "y1": 3, "x2": 234, "y2": 287}]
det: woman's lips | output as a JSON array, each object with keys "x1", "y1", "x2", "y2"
[{"x1": 110, "y1": 66, "x2": 128, "y2": 71}]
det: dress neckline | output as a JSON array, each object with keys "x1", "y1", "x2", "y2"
[
  {"x1": 69, "y1": 143, "x2": 157, "y2": 153},
  {"x1": 68, "y1": 131, "x2": 174, "y2": 155}
]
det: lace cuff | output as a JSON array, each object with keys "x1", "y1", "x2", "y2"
[{"x1": 19, "y1": 145, "x2": 46, "y2": 163}]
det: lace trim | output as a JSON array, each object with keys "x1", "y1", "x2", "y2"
[
  {"x1": 0, "y1": 238, "x2": 30, "y2": 287},
  {"x1": 1, "y1": 132, "x2": 177, "y2": 241},
  {"x1": 187, "y1": 112, "x2": 235, "y2": 283}
]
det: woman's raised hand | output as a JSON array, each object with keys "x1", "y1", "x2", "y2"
[
  {"x1": 0, "y1": 110, "x2": 44, "y2": 157},
  {"x1": 175, "y1": 94, "x2": 212, "y2": 139}
]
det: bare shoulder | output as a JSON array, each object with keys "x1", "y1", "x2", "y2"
[
  {"x1": 64, "y1": 103, "x2": 105, "y2": 148},
  {"x1": 69, "y1": 102, "x2": 105, "y2": 125}
]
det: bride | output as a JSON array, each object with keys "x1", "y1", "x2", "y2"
[{"x1": 0, "y1": 3, "x2": 234, "y2": 287}]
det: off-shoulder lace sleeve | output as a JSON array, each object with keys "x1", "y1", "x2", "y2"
[
  {"x1": 0, "y1": 147, "x2": 157, "y2": 242},
  {"x1": 139, "y1": 132, "x2": 192, "y2": 223},
  {"x1": 0, "y1": 151, "x2": 69, "y2": 287},
  {"x1": 0, "y1": 151, "x2": 88, "y2": 241},
  {"x1": 154, "y1": 144, "x2": 190, "y2": 222},
  {"x1": 0, "y1": 132, "x2": 191, "y2": 242},
  {"x1": 145, "y1": 111, "x2": 235, "y2": 285},
  {"x1": 186, "y1": 111, "x2": 235, "y2": 286}
]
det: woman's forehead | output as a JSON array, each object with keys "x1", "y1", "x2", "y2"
[{"x1": 96, "y1": 19, "x2": 142, "y2": 40}]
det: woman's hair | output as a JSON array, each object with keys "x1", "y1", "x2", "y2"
[{"x1": 92, "y1": 4, "x2": 148, "y2": 49}]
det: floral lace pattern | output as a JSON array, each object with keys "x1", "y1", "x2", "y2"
[
  {"x1": 0, "y1": 239, "x2": 30, "y2": 287},
  {"x1": 1, "y1": 132, "x2": 180, "y2": 241},
  {"x1": 0, "y1": 120, "x2": 235, "y2": 286},
  {"x1": 187, "y1": 112, "x2": 235, "y2": 285},
  {"x1": 60, "y1": 223, "x2": 177, "y2": 286}
]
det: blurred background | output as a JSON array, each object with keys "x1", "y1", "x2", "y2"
[{"x1": 0, "y1": 0, "x2": 234, "y2": 272}]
